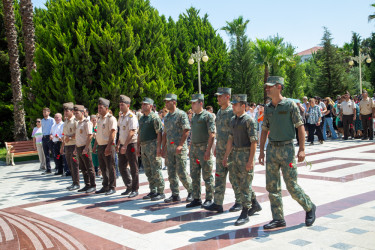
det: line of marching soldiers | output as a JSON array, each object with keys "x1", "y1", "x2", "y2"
[{"x1": 51, "y1": 76, "x2": 317, "y2": 228}]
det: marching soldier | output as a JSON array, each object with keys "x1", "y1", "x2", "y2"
[
  {"x1": 222, "y1": 94, "x2": 259, "y2": 226},
  {"x1": 204, "y1": 88, "x2": 243, "y2": 213},
  {"x1": 186, "y1": 94, "x2": 215, "y2": 208},
  {"x1": 74, "y1": 105, "x2": 96, "y2": 193},
  {"x1": 259, "y1": 76, "x2": 316, "y2": 229},
  {"x1": 61, "y1": 102, "x2": 80, "y2": 191},
  {"x1": 117, "y1": 95, "x2": 139, "y2": 198},
  {"x1": 161, "y1": 94, "x2": 193, "y2": 203},
  {"x1": 137, "y1": 97, "x2": 165, "y2": 201},
  {"x1": 93, "y1": 97, "x2": 118, "y2": 195}
]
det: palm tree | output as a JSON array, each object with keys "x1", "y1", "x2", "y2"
[
  {"x1": 20, "y1": 0, "x2": 36, "y2": 81},
  {"x1": 368, "y1": 3, "x2": 375, "y2": 22},
  {"x1": 253, "y1": 36, "x2": 294, "y2": 103},
  {"x1": 221, "y1": 16, "x2": 249, "y2": 41},
  {"x1": 2, "y1": 0, "x2": 28, "y2": 140}
]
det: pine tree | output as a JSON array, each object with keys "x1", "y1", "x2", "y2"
[{"x1": 315, "y1": 27, "x2": 349, "y2": 97}]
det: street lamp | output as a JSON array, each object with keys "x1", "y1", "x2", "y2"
[
  {"x1": 188, "y1": 46, "x2": 209, "y2": 94},
  {"x1": 349, "y1": 52, "x2": 372, "y2": 93}
]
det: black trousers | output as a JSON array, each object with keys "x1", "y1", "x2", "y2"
[
  {"x1": 361, "y1": 114, "x2": 373, "y2": 139},
  {"x1": 118, "y1": 143, "x2": 139, "y2": 191},
  {"x1": 52, "y1": 141, "x2": 64, "y2": 173},
  {"x1": 42, "y1": 136, "x2": 53, "y2": 171},
  {"x1": 342, "y1": 115, "x2": 354, "y2": 139},
  {"x1": 307, "y1": 123, "x2": 323, "y2": 142},
  {"x1": 97, "y1": 145, "x2": 116, "y2": 190}
]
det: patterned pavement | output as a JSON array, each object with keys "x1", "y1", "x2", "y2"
[{"x1": 0, "y1": 139, "x2": 374, "y2": 249}]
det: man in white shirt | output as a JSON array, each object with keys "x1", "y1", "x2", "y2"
[
  {"x1": 359, "y1": 90, "x2": 375, "y2": 140},
  {"x1": 340, "y1": 92, "x2": 356, "y2": 140},
  {"x1": 50, "y1": 113, "x2": 64, "y2": 175},
  {"x1": 117, "y1": 95, "x2": 139, "y2": 198}
]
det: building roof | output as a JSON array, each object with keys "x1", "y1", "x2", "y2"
[{"x1": 297, "y1": 46, "x2": 323, "y2": 56}]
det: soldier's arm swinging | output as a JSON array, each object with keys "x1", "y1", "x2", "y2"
[
  {"x1": 297, "y1": 125, "x2": 306, "y2": 162},
  {"x1": 258, "y1": 130, "x2": 268, "y2": 165},
  {"x1": 204, "y1": 132, "x2": 215, "y2": 161},
  {"x1": 105, "y1": 129, "x2": 116, "y2": 156},
  {"x1": 136, "y1": 133, "x2": 141, "y2": 157},
  {"x1": 222, "y1": 136, "x2": 233, "y2": 167},
  {"x1": 156, "y1": 132, "x2": 162, "y2": 157},
  {"x1": 176, "y1": 129, "x2": 189, "y2": 154},
  {"x1": 161, "y1": 132, "x2": 167, "y2": 158},
  {"x1": 247, "y1": 143, "x2": 257, "y2": 171}
]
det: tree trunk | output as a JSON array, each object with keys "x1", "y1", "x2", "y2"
[
  {"x1": 263, "y1": 63, "x2": 269, "y2": 103},
  {"x1": 2, "y1": 0, "x2": 28, "y2": 141},
  {"x1": 20, "y1": 0, "x2": 36, "y2": 80}
]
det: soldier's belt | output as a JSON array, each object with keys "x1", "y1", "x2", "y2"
[
  {"x1": 232, "y1": 146, "x2": 250, "y2": 151},
  {"x1": 191, "y1": 141, "x2": 208, "y2": 146},
  {"x1": 140, "y1": 139, "x2": 157, "y2": 145},
  {"x1": 269, "y1": 140, "x2": 293, "y2": 146}
]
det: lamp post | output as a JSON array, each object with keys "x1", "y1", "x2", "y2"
[
  {"x1": 188, "y1": 46, "x2": 209, "y2": 94},
  {"x1": 349, "y1": 52, "x2": 371, "y2": 94}
]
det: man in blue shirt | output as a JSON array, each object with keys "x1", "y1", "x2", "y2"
[{"x1": 41, "y1": 107, "x2": 55, "y2": 174}]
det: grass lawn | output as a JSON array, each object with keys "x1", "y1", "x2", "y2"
[{"x1": 0, "y1": 147, "x2": 39, "y2": 163}]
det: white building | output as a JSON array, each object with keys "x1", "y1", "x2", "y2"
[{"x1": 297, "y1": 46, "x2": 323, "y2": 63}]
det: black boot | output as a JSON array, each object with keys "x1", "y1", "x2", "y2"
[
  {"x1": 201, "y1": 200, "x2": 213, "y2": 207},
  {"x1": 186, "y1": 199, "x2": 202, "y2": 208},
  {"x1": 234, "y1": 208, "x2": 249, "y2": 226},
  {"x1": 229, "y1": 203, "x2": 242, "y2": 212},
  {"x1": 186, "y1": 193, "x2": 193, "y2": 202},
  {"x1": 164, "y1": 195, "x2": 181, "y2": 203},
  {"x1": 263, "y1": 219, "x2": 286, "y2": 229},
  {"x1": 248, "y1": 198, "x2": 262, "y2": 216},
  {"x1": 305, "y1": 203, "x2": 316, "y2": 226},
  {"x1": 203, "y1": 203, "x2": 223, "y2": 213}
]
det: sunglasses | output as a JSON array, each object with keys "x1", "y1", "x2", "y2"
[{"x1": 36, "y1": 121, "x2": 41, "y2": 123}]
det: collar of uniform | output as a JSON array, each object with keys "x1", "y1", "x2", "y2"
[
  {"x1": 101, "y1": 112, "x2": 110, "y2": 119},
  {"x1": 269, "y1": 97, "x2": 287, "y2": 108},
  {"x1": 124, "y1": 110, "x2": 134, "y2": 117},
  {"x1": 169, "y1": 108, "x2": 179, "y2": 115},
  {"x1": 236, "y1": 113, "x2": 247, "y2": 119},
  {"x1": 220, "y1": 104, "x2": 232, "y2": 112},
  {"x1": 67, "y1": 115, "x2": 75, "y2": 121},
  {"x1": 196, "y1": 109, "x2": 204, "y2": 115}
]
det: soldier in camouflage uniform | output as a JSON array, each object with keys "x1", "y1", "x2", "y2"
[
  {"x1": 186, "y1": 94, "x2": 215, "y2": 208},
  {"x1": 259, "y1": 76, "x2": 316, "y2": 230},
  {"x1": 137, "y1": 97, "x2": 165, "y2": 201},
  {"x1": 204, "y1": 87, "x2": 243, "y2": 213},
  {"x1": 222, "y1": 94, "x2": 259, "y2": 226},
  {"x1": 162, "y1": 94, "x2": 193, "y2": 203}
]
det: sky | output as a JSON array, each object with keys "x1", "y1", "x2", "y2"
[{"x1": 31, "y1": 0, "x2": 375, "y2": 53}]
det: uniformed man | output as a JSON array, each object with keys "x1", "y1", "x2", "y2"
[
  {"x1": 137, "y1": 97, "x2": 165, "y2": 201},
  {"x1": 117, "y1": 95, "x2": 139, "y2": 198},
  {"x1": 259, "y1": 76, "x2": 316, "y2": 229},
  {"x1": 74, "y1": 105, "x2": 96, "y2": 193},
  {"x1": 221, "y1": 94, "x2": 258, "y2": 226},
  {"x1": 161, "y1": 94, "x2": 193, "y2": 203},
  {"x1": 186, "y1": 94, "x2": 215, "y2": 208},
  {"x1": 205, "y1": 87, "x2": 250, "y2": 213},
  {"x1": 93, "y1": 97, "x2": 118, "y2": 195},
  {"x1": 61, "y1": 102, "x2": 80, "y2": 191},
  {"x1": 359, "y1": 90, "x2": 375, "y2": 140}
]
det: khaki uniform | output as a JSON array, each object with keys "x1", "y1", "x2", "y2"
[
  {"x1": 76, "y1": 119, "x2": 96, "y2": 188},
  {"x1": 63, "y1": 116, "x2": 79, "y2": 185},
  {"x1": 118, "y1": 111, "x2": 139, "y2": 192},
  {"x1": 359, "y1": 97, "x2": 374, "y2": 139},
  {"x1": 97, "y1": 112, "x2": 117, "y2": 190}
]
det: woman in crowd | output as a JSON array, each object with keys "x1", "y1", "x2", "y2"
[
  {"x1": 322, "y1": 97, "x2": 338, "y2": 140},
  {"x1": 32, "y1": 118, "x2": 46, "y2": 170}
]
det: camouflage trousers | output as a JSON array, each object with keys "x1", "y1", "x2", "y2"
[
  {"x1": 266, "y1": 142, "x2": 313, "y2": 220},
  {"x1": 231, "y1": 147, "x2": 255, "y2": 209},
  {"x1": 189, "y1": 142, "x2": 214, "y2": 200},
  {"x1": 213, "y1": 149, "x2": 241, "y2": 205},
  {"x1": 166, "y1": 144, "x2": 192, "y2": 196},
  {"x1": 141, "y1": 140, "x2": 165, "y2": 194}
]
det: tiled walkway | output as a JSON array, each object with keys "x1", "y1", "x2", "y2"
[{"x1": 0, "y1": 139, "x2": 374, "y2": 249}]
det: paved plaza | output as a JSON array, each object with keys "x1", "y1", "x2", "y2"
[{"x1": 0, "y1": 139, "x2": 374, "y2": 249}]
